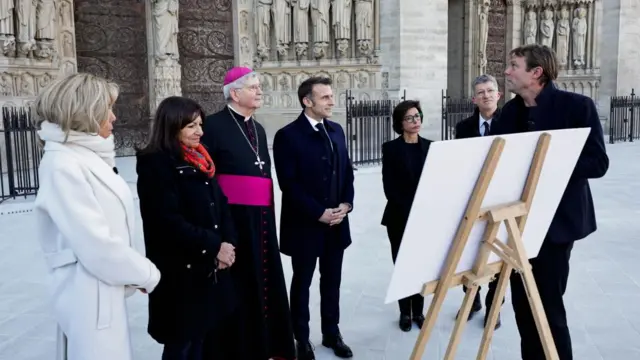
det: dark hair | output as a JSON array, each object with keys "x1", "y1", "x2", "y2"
[
  {"x1": 138, "y1": 96, "x2": 206, "y2": 156},
  {"x1": 392, "y1": 100, "x2": 422, "y2": 135},
  {"x1": 509, "y1": 44, "x2": 558, "y2": 85},
  {"x1": 298, "y1": 76, "x2": 332, "y2": 108}
]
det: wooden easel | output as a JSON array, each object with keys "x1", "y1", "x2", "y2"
[{"x1": 409, "y1": 134, "x2": 559, "y2": 360}]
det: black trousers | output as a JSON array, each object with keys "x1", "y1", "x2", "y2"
[
  {"x1": 462, "y1": 277, "x2": 504, "y2": 311},
  {"x1": 511, "y1": 240, "x2": 574, "y2": 360},
  {"x1": 290, "y1": 241, "x2": 345, "y2": 341},
  {"x1": 386, "y1": 226, "x2": 424, "y2": 317}
]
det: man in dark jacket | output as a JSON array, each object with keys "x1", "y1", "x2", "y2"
[
  {"x1": 454, "y1": 74, "x2": 505, "y2": 329},
  {"x1": 491, "y1": 44, "x2": 609, "y2": 360}
]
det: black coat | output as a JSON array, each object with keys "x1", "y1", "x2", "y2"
[
  {"x1": 380, "y1": 136, "x2": 432, "y2": 230},
  {"x1": 136, "y1": 150, "x2": 237, "y2": 344},
  {"x1": 455, "y1": 107, "x2": 502, "y2": 139},
  {"x1": 273, "y1": 112, "x2": 355, "y2": 258},
  {"x1": 490, "y1": 82, "x2": 609, "y2": 244}
]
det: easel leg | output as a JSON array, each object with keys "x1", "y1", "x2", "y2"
[
  {"x1": 476, "y1": 263, "x2": 513, "y2": 360},
  {"x1": 506, "y1": 218, "x2": 559, "y2": 360}
]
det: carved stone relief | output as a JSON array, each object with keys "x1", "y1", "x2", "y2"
[{"x1": 151, "y1": 0, "x2": 181, "y2": 110}]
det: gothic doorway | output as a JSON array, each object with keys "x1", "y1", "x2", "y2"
[
  {"x1": 487, "y1": 0, "x2": 507, "y2": 101},
  {"x1": 74, "y1": 0, "x2": 150, "y2": 156},
  {"x1": 178, "y1": 0, "x2": 235, "y2": 115}
]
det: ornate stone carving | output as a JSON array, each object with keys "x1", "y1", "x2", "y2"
[
  {"x1": 35, "y1": 0, "x2": 57, "y2": 61},
  {"x1": 293, "y1": 0, "x2": 310, "y2": 59},
  {"x1": 152, "y1": 0, "x2": 179, "y2": 61},
  {"x1": 332, "y1": 0, "x2": 352, "y2": 58},
  {"x1": 17, "y1": 0, "x2": 37, "y2": 57},
  {"x1": 273, "y1": 0, "x2": 292, "y2": 59},
  {"x1": 523, "y1": 9, "x2": 537, "y2": 45},
  {"x1": 355, "y1": 0, "x2": 373, "y2": 57},
  {"x1": 555, "y1": 6, "x2": 570, "y2": 68},
  {"x1": 571, "y1": 5, "x2": 587, "y2": 67},
  {"x1": 255, "y1": 0, "x2": 272, "y2": 63},
  {"x1": 539, "y1": 7, "x2": 554, "y2": 47},
  {"x1": 0, "y1": 0, "x2": 15, "y2": 57},
  {"x1": 311, "y1": 0, "x2": 330, "y2": 59},
  {"x1": 59, "y1": 0, "x2": 72, "y2": 27},
  {"x1": 478, "y1": 0, "x2": 490, "y2": 76}
]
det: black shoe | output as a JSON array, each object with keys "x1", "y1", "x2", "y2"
[
  {"x1": 399, "y1": 314, "x2": 412, "y2": 332},
  {"x1": 484, "y1": 312, "x2": 502, "y2": 330},
  {"x1": 322, "y1": 333, "x2": 353, "y2": 358},
  {"x1": 296, "y1": 340, "x2": 315, "y2": 360},
  {"x1": 456, "y1": 300, "x2": 482, "y2": 321},
  {"x1": 413, "y1": 314, "x2": 425, "y2": 329}
]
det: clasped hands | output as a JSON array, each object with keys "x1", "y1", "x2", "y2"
[
  {"x1": 216, "y1": 242, "x2": 235, "y2": 270},
  {"x1": 319, "y1": 203, "x2": 350, "y2": 226}
]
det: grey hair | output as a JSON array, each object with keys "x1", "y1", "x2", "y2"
[
  {"x1": 223, "y1": 71, "x2": 259, "y2": 101},
  {"x1": 471, "y1": 74, "x2": 499, "y2": 93}
]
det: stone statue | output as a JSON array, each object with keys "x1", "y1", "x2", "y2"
[
  {"x1": 332, "y1": 0, "x2": 352, "y2": 58},
  {"x1": 355, "y1": 0, "x2": 373, "y2": 57},
  {"x1": 35, "y1": 0, "x2": 56, "y2": 40},
  {"x1": 0, "y1": 0, "x2": 15, "y2": 56},
  {"x1": 572, "y1": 6, "x2": 587, "y2": 67},
  {"x1": 294, "y1": 0, "x2": 310, "y2": 59},
  {"x1": 310, "y1": 0, "x2": 330, "y2": 59},
  {"x1": 255, "y1": 0, "x2": 273, "y2": 62},
  {"x1": 152, "y1": 0, "x2": 180, "y2": 61},
  {"x1": 273, "y1": 0, "x2": 292, "y2": 59},
  {"x1": 555, "y1": 6, "x2": 570, "y2": 68},
  {"x1": 59, "y1": 1, "x2": 71, "y2": 27},
  {"x1": 524, "y1": 9, "x2": 537, "y2": 45},
  {"x1": 478, "y1": 0, "x2": 490, "y2": 76},
  {"x1": 539, "y1": 8, "x2": 554, "y2": 48},
  {"x1": 17, "y1": 0, "x2": 37, "y2": 57}
]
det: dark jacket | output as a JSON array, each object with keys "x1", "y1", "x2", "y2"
[
  {"x1": 273, "y1": 112, "x2": 355, "y2": 257},
  {"x1": 455, "y1": 107, "x2": 502, "y2": 139},
  {"x1": 490, "y1": 82, "x2": 609, "y2": 244},
  {"x1": 380, "y1": 136, "x2": 432, "y2": 230},
  {"x1": 136, "y1": 150, "x2": 237, "y2": 344}
]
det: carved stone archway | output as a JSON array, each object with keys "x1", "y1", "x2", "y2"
[
  {"x1": 74, "y1": 0, "x2": 150, "y2": 156},
  {"x1": 178, "y1": 0, "x2": 235, "y2": 115},
  {"x1": 487, "y1": 0, "x2": 507, "y2": 99}
]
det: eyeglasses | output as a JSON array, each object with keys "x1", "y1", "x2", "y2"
[{"x1": 403, "y1": 114, "x2": 422, "y2": 123}]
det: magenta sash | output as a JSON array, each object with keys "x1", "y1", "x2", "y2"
[{"x1": 217, "y1": 174, "x2": 273, "y2": 207}]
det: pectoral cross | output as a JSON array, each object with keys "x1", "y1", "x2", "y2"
[{"x1": 255, "y1": 154, "x2": 265, "y2": 170}]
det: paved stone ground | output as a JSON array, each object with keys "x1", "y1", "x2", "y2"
[{"x1": 0, "y1": 142, "x2": 639, "y2": 360}]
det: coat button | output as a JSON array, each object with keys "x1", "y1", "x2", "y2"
[
  {"x1": 202, "y1": 250, "x2": 207, "y2": 254},
  {"x1": 210, "y1": 202, "x2": 214, "y2": 206},
  {"x1": 214, "y1": 225, "x2": 218, "y2": 229},
  {"x1": 205, "y1": 181, "x2": 209, "y2": 185},
  {"x1": 179, "y1": 170, "x2": 183, "y2": 174},
  {"x1": 186, "y1": 264, "x2": 191, "y2": 269}
]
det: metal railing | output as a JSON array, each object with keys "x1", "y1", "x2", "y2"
[
  {"x1": 609, "y1": 89, "x2": 640, "y2": 144},
  {"x1": 441, "y1": 89, "x2": 475, "y2": 140},
  {"x1": 345, "y1": 89, "x2": 406, "y2": 166},
  {"x1": 1, "y1": 107, "x2": 42, "y2": 203}
]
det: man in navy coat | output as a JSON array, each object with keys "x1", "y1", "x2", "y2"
[
  {"x1": 273, "y1": 77, "x2": 355, "y2": 360},
  {"x1": 491, "y1": 44, "x2": 609, "y2": 360}
]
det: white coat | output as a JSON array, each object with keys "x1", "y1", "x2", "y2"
[{"x1": 34, "y1": 122, "x2": 161, "y2": 360}]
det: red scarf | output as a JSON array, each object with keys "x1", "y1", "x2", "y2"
[{"x1": 182, "y1": 143, "x2": 216, "y2": 178}]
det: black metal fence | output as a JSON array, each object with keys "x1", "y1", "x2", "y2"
[
  {"x1": 1, "y1": 107, "x2": 42, "y2": 203},
  {"x1": 345, "y1": 89, "x2": 406, "y2": 166},
  {"x1": 610, "y1": 89, "x2": 640, "y2": 144},
  {"x1": 441, "y1": 90, "x2": 475, "y2": 140}
]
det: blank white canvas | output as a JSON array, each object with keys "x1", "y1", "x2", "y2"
[{"x1": 385, "y1": 128, "x2": 591, "y2": 304}]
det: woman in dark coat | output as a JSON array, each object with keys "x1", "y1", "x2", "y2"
[
  {"x1": 136, "y1": 96, "x2": 242, "y2": 360},
  {"x1": 381, "y1": 100, "x2": 432, "y2": 332}
]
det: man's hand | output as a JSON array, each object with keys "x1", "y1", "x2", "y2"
[
  {"x1": 217, "y1": 242, "x2": 235, "y2": 267},
  {"x1": 329, "y1": 203, "x2": 351, "y2": 226},
  {"x1": 319, "y1": 209, "x2": 338, "y2": 224}
]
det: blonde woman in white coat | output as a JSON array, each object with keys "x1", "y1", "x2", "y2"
[{"x1": 33, "y1": 73, "x2": 161, "y2": 360}]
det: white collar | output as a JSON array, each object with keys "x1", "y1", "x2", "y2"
[
  {"x1": 228, "y1": 104, "x2": 252, "y2": 122},
  {"x1": 479, "y1": 113, "x2": 493, "y2": 126},
  {"x1": 305, "y1": 113, "x2": 324, "y2": 131}
]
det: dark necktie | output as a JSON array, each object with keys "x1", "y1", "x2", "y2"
[
  {"x1": 315, "y1": 123, "x2": 333, "y2": 153},
  {"x1": 482, "y1": 121, "x2": 490, "y2": 136}
]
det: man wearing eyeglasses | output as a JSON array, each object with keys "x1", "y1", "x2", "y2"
[{"x1": 454, "y1": 74, "x2": 505, "y2": 329}]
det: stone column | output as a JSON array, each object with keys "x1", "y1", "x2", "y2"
[
  {"x1": 504, "y1": 0, "x2": 523, "y2": 100},
  {"x1": 57, "y1": 0, "x2": 78, "y2": 78},
  {"x1": 146, "y1": 0, "x2": 182, "y2": 114}
]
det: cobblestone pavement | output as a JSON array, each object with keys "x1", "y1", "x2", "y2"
[{"x1": 0, "y1": 142, "x2": 639, "y2": 359}]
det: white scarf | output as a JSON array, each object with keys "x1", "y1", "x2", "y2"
[{"x1": 37, "y1": 121, "x2": 117, "y2": 167}]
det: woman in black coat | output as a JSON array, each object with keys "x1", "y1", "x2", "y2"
[
  {"x1": 136, "y1": 96, "x2": 242, "y2": 360},
  {"x1": 381, "y1": 100, "x2": 432, "y2": 332}
]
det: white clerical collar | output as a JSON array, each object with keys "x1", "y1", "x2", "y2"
[
  {"x1": 305, "y1": 113, "x2": 324, "y2": 131},
  {"x1": 228, "y1": 104, "x2": 252, "y2": 122}
]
